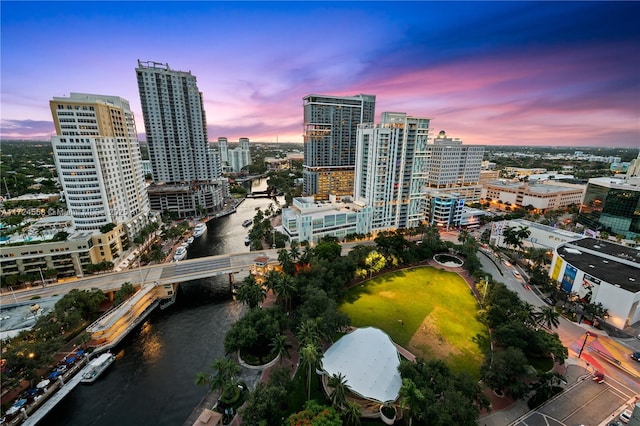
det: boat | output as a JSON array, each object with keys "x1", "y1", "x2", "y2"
[
  {"x1": 186, "y1": 236, "x2": 194, "y2": 245},
  {"x1": 173, "y1": 246, "x2": 187, "y2": 261},
  {"x1": 81, "y1": 352, "x2": 115, "y2": 383},
  {"x1": 244, "y1": 235, "x2": 250, "y2": 245},
  {"x1": 242, "y1": 219, "x2": 252, "y2": 227},
  {"x1": 193, "y1": 223, "x2": 207, "y2": 238}
]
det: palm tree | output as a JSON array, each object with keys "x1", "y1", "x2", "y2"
[
  {"x1": 536, "y1": 306, "x2": 560, "y2": 330},
  {"x1": 297, "y1": 318, "x2": 321, "y2": 347},
  {"x1": 299, "y1": 342, "x2": 320, "y2": 401},
  {"x1": 398, "y1": 378, "x2": 424, "y2": 426},
  {"x1": 274, "y1": 274, "x2": 297, "y2": 312},
  {"x1": 520, "y1": 301, "x2": 539, "y2": 328},
  {"x1": 278, "y1": 248, "x2": 295, "y2": 275},
  {"x1": 289, "y1": 240, "x2": 301, "y2": 263},
  {"x1": 236, "y1": 275, "x2": 266, "y2": 309},
  {"x1": 195, "y1": 357, "x2": 241, "y2": 402},
  {"x1": 342, "y1": 401, "x2": 362, "y2": 426},
  {"x1": 502, "y1": 225, "x2": 531, "y2": 253},
  {"x1": 269, "y1": 333, "x2": 291, "y2": 365},
  {"x1": 327, "y1": 372, "x2": 348, "y2": 410}
]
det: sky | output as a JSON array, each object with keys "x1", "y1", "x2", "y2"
[{"x1": 1, "y1": 1, "x2": 639, "y2": 148}]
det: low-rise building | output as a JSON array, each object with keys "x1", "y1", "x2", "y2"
[
  {"x1": 490, "y1": 219, "x2": 583, "y2": 251},
  {"x1": 550, "y1": 238, "x2": 640, "y2": 330},
  {"x1": 281, "y1": 196, "x2": 371, "y2": 243},
  {"x1": 482, "y1": 181, "x2": 585, "y2": 211},
  {"x1": 0, "y1": 231, "x2": 101, "y2": 279}
]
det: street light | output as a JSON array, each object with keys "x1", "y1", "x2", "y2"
[{"x1": 578, "y1": 332, "x2": 593, "y2": 358}]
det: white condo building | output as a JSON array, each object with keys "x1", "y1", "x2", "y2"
[
  {"x1": 355, "y1": 112, "x2": 432, "y2": 230},
  {"x1": 136, "y1": 60, "x2": 227, "y2": 217},
  {"x1": 50, "y1": 93, "x2": 150, "y2": 233}
]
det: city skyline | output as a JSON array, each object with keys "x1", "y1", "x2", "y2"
[{"x1": 1, "y1": 1, "x2": 639, "y2": 148}]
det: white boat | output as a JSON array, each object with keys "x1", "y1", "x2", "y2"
[
  {"x1": 173, "y1": 246, "x2": 187, "y2": 261},
  {"x1": 81, "y1": 352, "x2": 115, "y2": 383},
  {"x1": 242, "y1": 219, "x2": 252, "y2": 228},
  {"x1": 193, "y1": 223, "x2": 207, "y2": 238},
  {"x1": 186, "y1": 236, "x2": 194, "y2": 245}
]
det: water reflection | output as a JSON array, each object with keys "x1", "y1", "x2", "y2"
[{"x1": 44, "y1": 179, "x2": 275, "y2": 426}]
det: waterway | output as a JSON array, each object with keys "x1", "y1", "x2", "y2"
[{"x1": 43, "y1": 179, "x2": 281, "y2": 426}]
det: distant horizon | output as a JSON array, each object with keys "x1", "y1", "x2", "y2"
[
  {"x1": 2, "y1": 138, "x2": 638, "y2": 152},
  {"x1": 1, "y1": 2, "x2": 639, "y2": 148}
]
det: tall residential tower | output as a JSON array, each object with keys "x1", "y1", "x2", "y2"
[
  {"x1": 303, "y1": 94, "x2": 376, "y2": 199},
  {"x1": 136, "y1": 60, "x2": 227, "y2": 217},
  {"x1": 50, "y1": 93, "x2": 150, "y2": 233},
  {"x1": 355, "y1": 112, "x2": 432, "y2": 230}
]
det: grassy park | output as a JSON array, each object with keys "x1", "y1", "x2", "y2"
[{"x1": 340, "y1": 266, "x2": 489, "y2": 379}]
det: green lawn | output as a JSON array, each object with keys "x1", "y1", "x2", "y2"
[{"x1": 340, "y1": 267, "x2": 489, "y2": 379}]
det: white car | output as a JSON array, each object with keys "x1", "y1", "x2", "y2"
[
  {"x1": 620, "y1": 409, "x2": 632, "y2": 423},
  {"x1": 512, "y1": 270, "x2": 522, "y2": 279},
  {"x1": 502, "y1": 259, "x2": 512, "y2": 267}
]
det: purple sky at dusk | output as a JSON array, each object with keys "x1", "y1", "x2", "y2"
[{"x1": 1, "y1": 1, "x2": 639, "y2": 148}]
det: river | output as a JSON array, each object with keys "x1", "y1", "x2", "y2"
[{"x1": 43, "y1": 179, "x2": 281, "y2": 426}]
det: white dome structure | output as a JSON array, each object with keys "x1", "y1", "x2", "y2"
[{"x1": 320, "y1": 327, "x2": 402, "y2": 404}]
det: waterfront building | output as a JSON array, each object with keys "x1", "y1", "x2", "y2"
[
  {"x1": 482, "y1": 180, "x2": 585, "y2": 212},
  {"x1": 50, "y1": 93, "x2": 150, "y2": 237},
  {"x1": 355, "y1": 112, "x2": 432, "y2": 231},
  {"x1": 550, "y1": 237, "x2": 640, "y2": 330},
  {"x1": 303, "y1": 93, "x2": 376, "y2": 199},
  {"x1": 227, "y1": 137, "x2": 252, "y2": 173},
  {"x1": 281, "y1": 196, "x2": 371, "y2": 244},
  {"x1": 136, "y1": 60, "x2": 227, "y2": 217}
]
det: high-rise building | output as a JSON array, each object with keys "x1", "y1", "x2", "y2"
[
  {"x1": 303, "y1": 94, "x2": 376, "y2": 199},
  {"x1": 355, "y1": 112, "x2": 432, "y2": 230},
  {"x1": 50, "y1": 93, "x2": 150, "y2": 234},
  {"x1": 136, "y1": 60, "x2": 227, "y2": 217},
  {"x1": 218, "y1": 137, "x2": 229, "y2": 165},
  {"x1": 423, "y1": 130, "x2": 484, "y2": 202}
]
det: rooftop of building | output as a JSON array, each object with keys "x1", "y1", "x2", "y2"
[
  {"x1": 557, "y1": 237, "x2": 640, "y2": 292},
  {"x1": 485, "y1": 180, "x2": 583, "y2": 193},
  {"x1": 507, "y1": 218, "x2": 583, "y2": 239},
  {"x1": 588, "y1": 176, "x2": 640, "y2": 188}
]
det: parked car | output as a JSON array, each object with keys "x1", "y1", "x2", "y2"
[
  {"x1": 512, "y1": 270, "x2": 522, "y2": 279},
  {"x1": 620, "y1": 410, "x2": 632, "y2": 424},
  {"x1": 631, "y1": 352, "x2": 640, "y2": 362},
  {"x1": 543, "y1": 297, "x2": 556, "y2": 306},
  {"x1": 609, "y1": 421, "x2": 623, "y2": 426}
]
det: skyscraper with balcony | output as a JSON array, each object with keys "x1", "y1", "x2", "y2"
[
  {"x1": 50, "y1": 93, "x2": 150, "y2": 234},
  {"x1": 136, "y1": 60, "x2": 226, "y2": 217},
  {"x1": 355, "y1": 112, "x2": 432, "y2": 230},
  {"x1": 303, "y1": 94, "x2": 376, "y2": 199}
]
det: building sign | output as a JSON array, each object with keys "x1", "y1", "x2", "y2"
[{"x1": 561, "y1": 264, "x2": 577, "y2": 293}]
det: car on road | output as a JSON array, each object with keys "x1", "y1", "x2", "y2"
[
  {"x1": 512, "y1": 270, "x2": 522, "y2": 279},
  {"x1": 502, "y1": 259, "x2": 512, "y2": 267},
  {"x1": 543, "y1": 297, "x2": 556, "y2": 306},
  {"x1": 620, "y1": 410, "x2": 632, "y2": 423},
  {"x1": 631, "y1": 352, "x2": 640, "y2": 362},
  {"x1": 609, "y1": 422, "x2": 623, "y2": 426}
]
